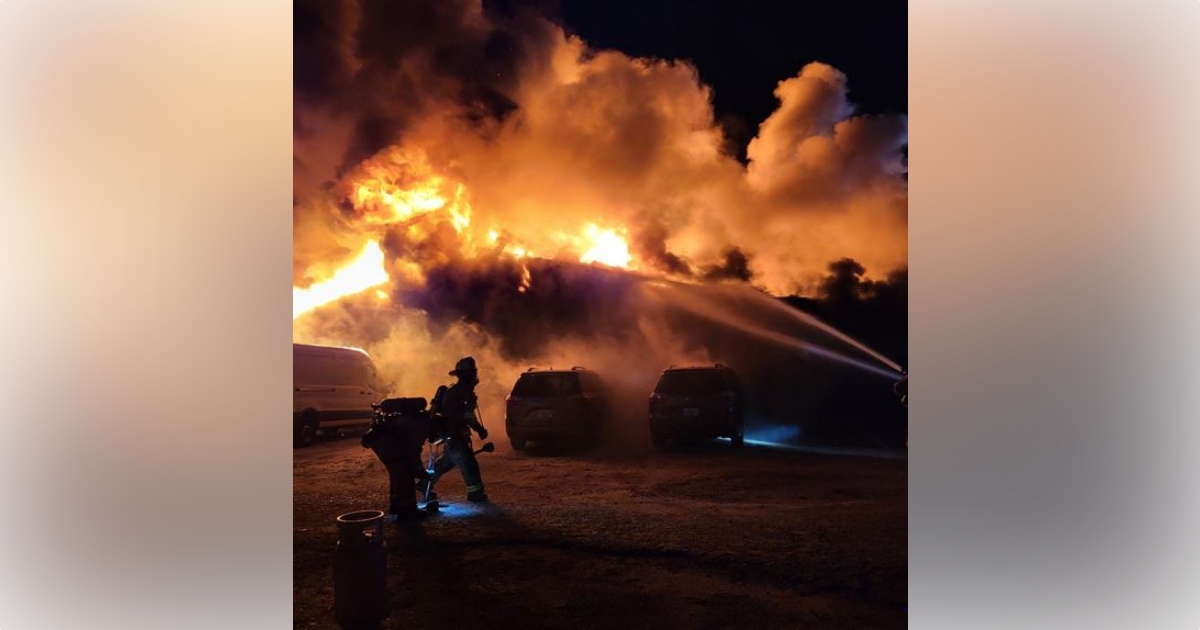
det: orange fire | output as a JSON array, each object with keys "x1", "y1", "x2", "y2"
[
  {"x1": 347, "y1": 148, "x2": 449, "y2": 226},
  {"x1": 293, "y1": 240, "x2": 390, "y2": 319},
  {"x1": 293, "y1": 149, "x2": 648, "y2": 318},
  {"x1": 579, "y1": 224, "x2": 633, "y2": 269}
]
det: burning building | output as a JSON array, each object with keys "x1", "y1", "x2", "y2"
[{"x1": 293, "y1": 0, "x2": 907, "y2": 442}]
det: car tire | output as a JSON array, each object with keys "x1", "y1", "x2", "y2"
[
  {"x1": 510, "y1": 438, "x2": 527, "y2": 451},
  {"x1": 294, "y1": 412, "x2": 319, "y2": 448}
]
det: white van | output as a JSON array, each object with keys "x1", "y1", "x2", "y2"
[{"x1": 293, "y1": 343, "x2": 389, "y2": 447}]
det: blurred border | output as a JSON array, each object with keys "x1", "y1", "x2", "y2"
[
  {"x1": 1, "y1": 0, "x2": 1199, "y2": 628},
  {"x1": 0, "y1": 2, "x2": 293, "y2": 629},
  {"x1": 911, "y1": 0, "x2": 1200, "y2": 627}
]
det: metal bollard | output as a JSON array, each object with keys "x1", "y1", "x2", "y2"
[{"x1": 333, "y1": 510, "x2": 388, "y2": 630}]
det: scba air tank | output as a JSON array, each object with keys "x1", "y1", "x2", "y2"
[{"x1": 333, "y1": 510, "x2": 388, "y2": 630}]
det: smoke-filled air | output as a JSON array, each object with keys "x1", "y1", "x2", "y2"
[{"x1": 293, "y1": 0, "x2": 908, "y2": 440}]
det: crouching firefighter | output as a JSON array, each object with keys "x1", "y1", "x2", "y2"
[
  {"x1": 429, "y1": 356, "x2": 490, "y2": 503},
  {"x1": 361, "y1": 397, "x2": 432, "y2": 521}
]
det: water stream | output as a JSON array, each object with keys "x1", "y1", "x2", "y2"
[{"x1": 640, "y1": 279, "x2": 904, "y2": 380}]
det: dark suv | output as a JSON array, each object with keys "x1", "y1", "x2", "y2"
[
  {"x1": 505, "y1": 367, "x2": 610, "y2": 450},
  {"x1": 649, "y1": 365, "x2": 745, "y2": 448}
]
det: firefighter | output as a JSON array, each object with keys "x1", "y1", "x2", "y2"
[
  {"x1": 430, "y1": 356, "x2": 490, "y2": 503},
  {"x1": 362, "y1": 398, "x2": 431, "y2": 521}
]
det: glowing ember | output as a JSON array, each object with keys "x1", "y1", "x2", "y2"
[
  {"x1": 518, "y1": 263, "x2": 532, "y2": 293},
  {"x1": 293, "y1": 240, "x2": 390, "y2": 319},
  {"x1": 580, "y1": 224, "x2": 633, "y2": 268}
]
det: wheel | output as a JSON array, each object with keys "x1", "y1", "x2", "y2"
[
  {"x1": 510, "y1": 438, "x2": 527, "y2": 451},
  {"x1": 731, "y1": 433, "x2": 744, "y2": 448},
  {"x1": 294, "y1": 412, "x2": 319, "y2": 448}
]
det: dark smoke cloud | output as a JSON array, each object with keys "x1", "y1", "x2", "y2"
[
  {"x1": 632, "y1": 220, "x2": 693, "y2": 277},
  {"x1": 293, "y1": 0, "x2": 558, "y2": 191},
  {"x1": 701, "y1": 247, "x2": 753, "y2": 282},
  {"x1": 294, "y1": 0, "x2": 358, "y2": 102}
]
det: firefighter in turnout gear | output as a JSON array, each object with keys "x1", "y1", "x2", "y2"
[{"x1": 430, "y1": 356, "x2": 490, "y2": 503}]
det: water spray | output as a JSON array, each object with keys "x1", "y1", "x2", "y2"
[
  {"x1": 641, "y1": 279, "x2": 904, "y2": 380},
  {"x1": 733, "y1": 284, "x2": 905, "y2": 374}
]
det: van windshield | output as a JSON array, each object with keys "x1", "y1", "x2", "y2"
[
  {"x1": 655, "y1": 371, "x2": 726, "y2": 395},
  {"x1": 513, "y1": 373, "x2": 581, "y2": 397}
]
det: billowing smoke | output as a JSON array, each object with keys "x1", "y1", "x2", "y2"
[{"x1": 293, "y1": 0, "x2": 907, "y2": 444}]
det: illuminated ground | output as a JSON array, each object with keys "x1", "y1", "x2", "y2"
[{"x1": 293, "y1": 434, "x2": 907, "y2": 629}]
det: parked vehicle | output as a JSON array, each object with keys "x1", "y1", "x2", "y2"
[
  {"x1": 293, "y1": 343, "x2": 389, "y2": 447},
  {"x1": 649, "y1": 364, "x2": 745, "y2": 448},
  {"x1": 505, "y1": 367, "x2": 610, "y2": 450}
]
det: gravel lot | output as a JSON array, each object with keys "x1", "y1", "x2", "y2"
[{"x1": 294, "y1": 433, "x2": 907, "y2": 629}]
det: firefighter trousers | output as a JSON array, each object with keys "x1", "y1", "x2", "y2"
[{"x1": 434, "y1": 436, "x2": 486, "y2": 495}]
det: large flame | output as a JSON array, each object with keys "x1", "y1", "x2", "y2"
[
  {"x1": 293, "y1": 162, "x2": 641, "y2": 318},
  {"x1": 293, "y1": 240, "x2": 390, "y2": 319},
  {"x1": 579, "y1": 224, "x2": 633, "y2": 268},
  {"x1": 293, "y1": 147, "x2": 643, "y2": 319},
  {"x1": 347, "y1": 149, "x2": 449, "y2": 226}
]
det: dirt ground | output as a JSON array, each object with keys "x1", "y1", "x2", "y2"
[{"x1": 294, "y1": 433, "x2": 907, "y2": 629}]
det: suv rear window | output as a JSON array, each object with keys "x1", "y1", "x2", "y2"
[
  {"x1": 654, "y1": 370, "x2": 728, "y2": 395},
  {"x1": 513, "y1": 373, "x2": 582, "y2": 397}
]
